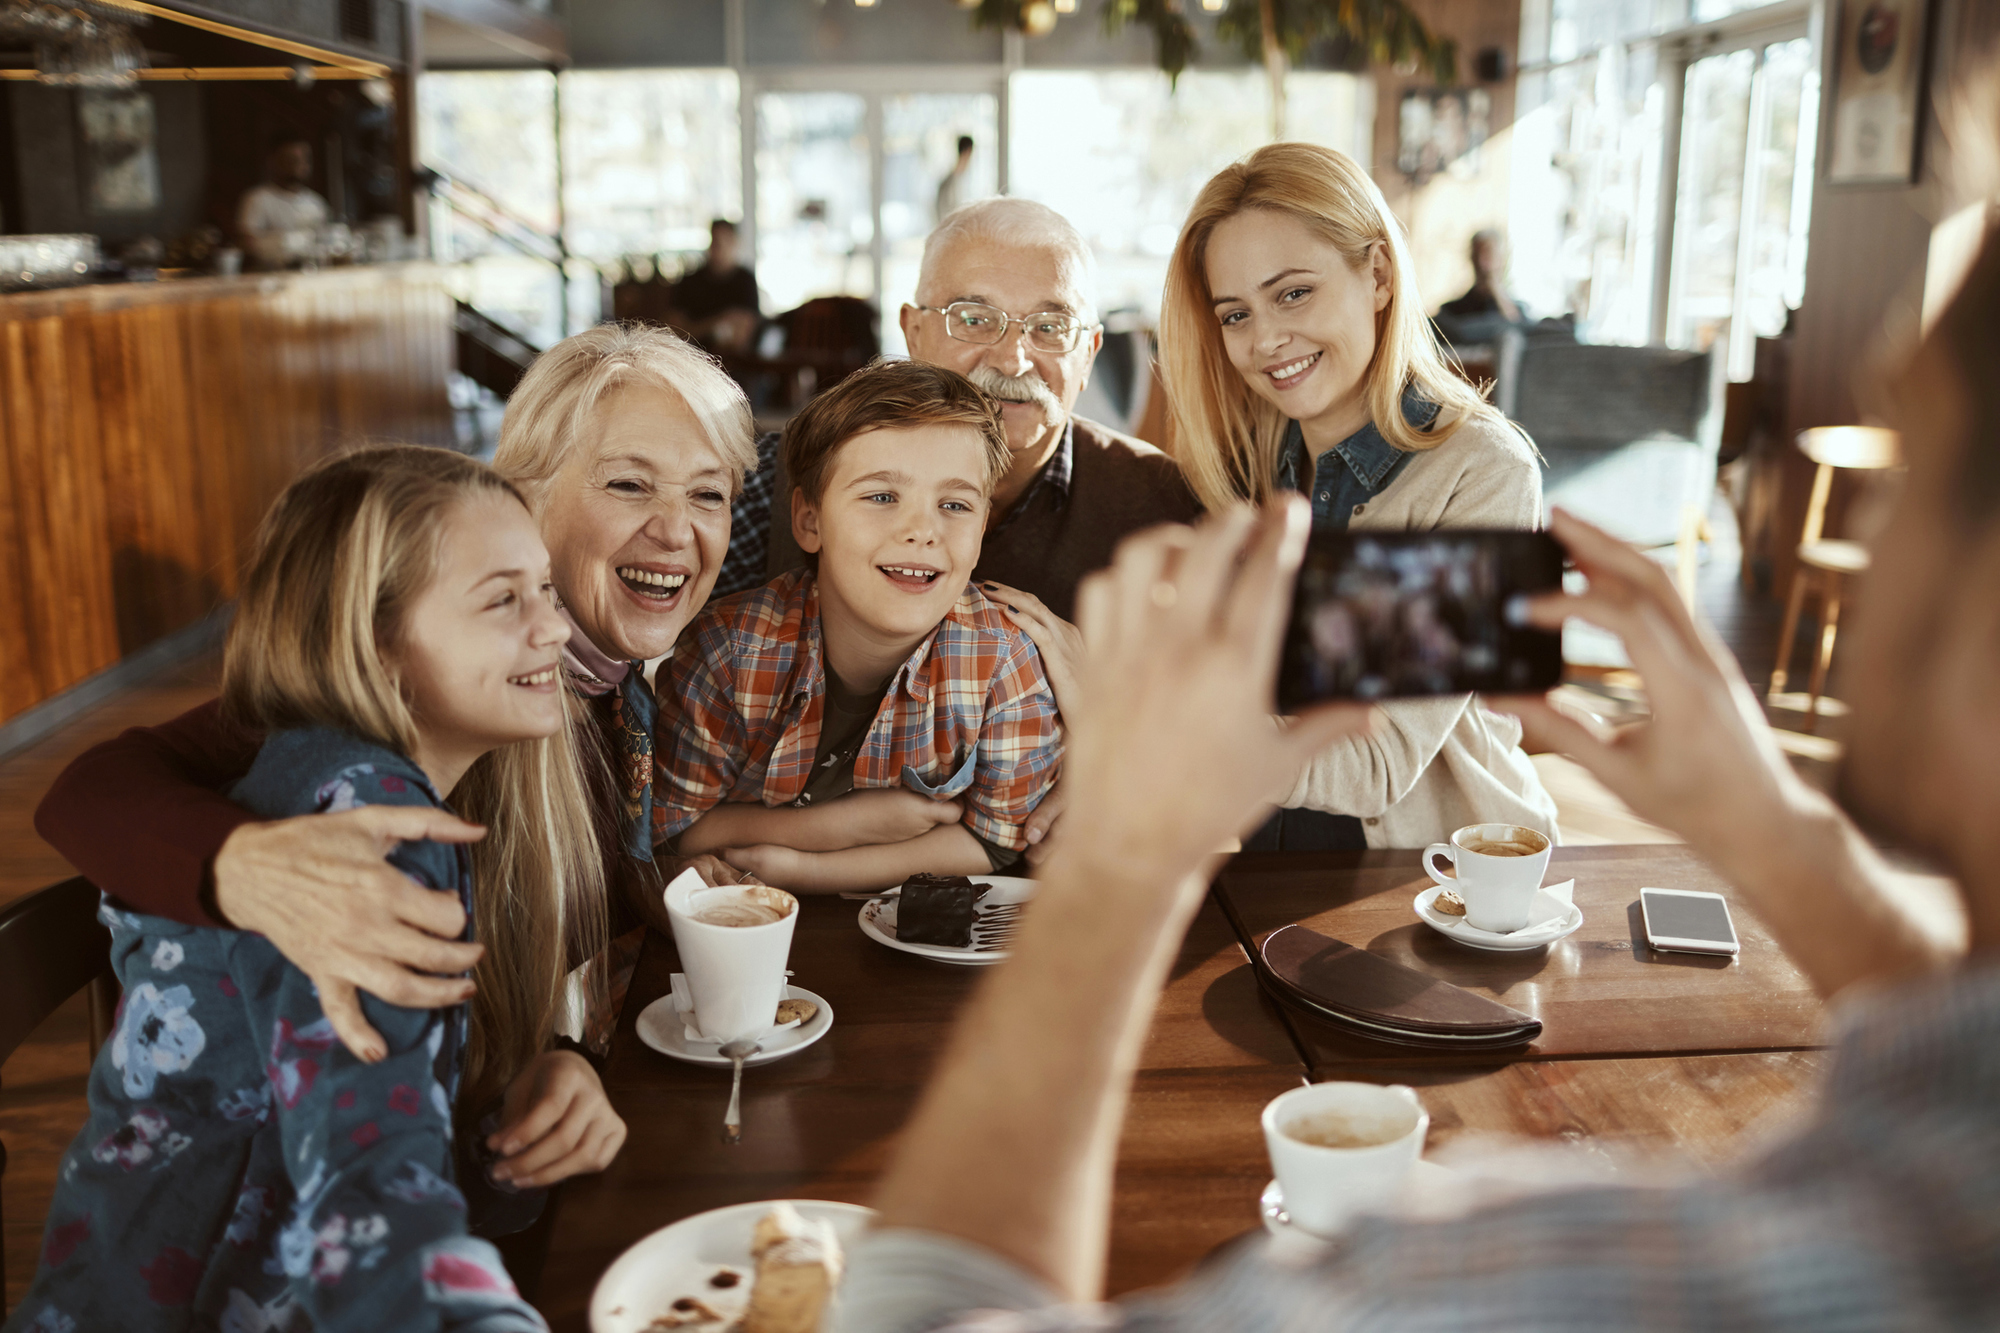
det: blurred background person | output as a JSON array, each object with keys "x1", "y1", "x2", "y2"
[
  {"x1": 936, "y1": 134, "x2": 976, "y2": 222},
  {"x1": 237, "y1": 134, "x2": 328, "y2": 271},
  {"x1": 1433, "y1": 228, "x2": 1530, "y2": 347},
  {"x1": 671, "y1": 219, "x2": 763, "y2": 355}
]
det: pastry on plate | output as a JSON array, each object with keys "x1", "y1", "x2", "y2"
[{"x1": 742, "y1": 1202, "x2": 845, "y2": 1333}]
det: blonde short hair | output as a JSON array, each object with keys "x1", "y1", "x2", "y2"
[
  {"x1": 494, "y1": 323, "x2": 757, "y2": 505},
  {"x1": 1159, "y1": 142, "x2": 1510, "y2": 512}
]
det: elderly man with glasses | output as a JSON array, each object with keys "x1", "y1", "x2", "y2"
[{"x1": 717, "y1": 196, "x2": 1199, "y2": 644}]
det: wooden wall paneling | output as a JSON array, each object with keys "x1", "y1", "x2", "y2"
[
  {"x1": 0, "y1": 266, "x2": 456, "y2": 726},
  {"x1": 42, "y1": 313, "x2": 117, "y2": 687},
  {"x1": 0, "y1": 321, "x2": 51, "y2": 720},
  {"x1": 187, "y1": 291, "x2": 250, "y2": 601}
]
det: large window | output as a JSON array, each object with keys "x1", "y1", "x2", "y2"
[
  {"x1": 1009, "y1": 70, "x2": 1368, "y2": 325},
  {"x1": 422, "y1": 65, "x2": 1364, "y2": 350},
  {"x1": 1515, "y1": 0, "x2": 1817, "y2": 375},
  {"x1": 421, "y1": 69, "x2": 743, "y2": 348},
  {"x1": 1665, "y1": 36, "x2": 1816, "y2": 376}
]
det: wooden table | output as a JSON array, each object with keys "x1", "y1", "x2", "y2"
[
  {"x1": 1216, "y1": 846, "x2": 1827, "y2": 1072},
  {"x1": 535, "y1": 847, "x2": 1830, "y2": 1330}
]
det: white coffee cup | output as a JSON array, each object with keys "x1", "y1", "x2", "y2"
[
  {"x1": 662, "y1": 867, "x2": 799, "y2": 1043},
  {"x1": 1261, "y1": 1082, "x2": 1428, "y2": 1238},
  {"x1": 1422, "y1": 822, "x2": 1553, "y2": 933}
]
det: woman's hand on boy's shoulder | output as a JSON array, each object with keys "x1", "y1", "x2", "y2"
[
  {"x1": 486, "y1": 1049, "x2": 627, "y2": 1189},
  {"x1": 983, "y1": 581, "x2": 1084, "y2": 718},
  {"x1": 213, "y1": 806, "x2": 487, "y2": 1063}
]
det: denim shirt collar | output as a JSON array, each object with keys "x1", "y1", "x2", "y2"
[{"x1": 1277, "y1": 387, "x2": 1442, "y2": 495}]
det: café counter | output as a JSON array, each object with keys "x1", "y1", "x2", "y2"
[{"x1": 0, "y1": 263, "x2": 456, "y2": 728}]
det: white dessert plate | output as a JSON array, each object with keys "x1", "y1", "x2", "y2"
[
  {"x1": 635, "y1": 984, "x2": 833, "y2": 1067},
  {"x1": 1412, "y1": 880, "x2": 1583, "y2": 952},
  {"x1": 857, "y1": 875, "x2": 1036, "y2": 965},
  {"x1": 590, "y1": 1198, "x2": 876, "y2": 1333}
]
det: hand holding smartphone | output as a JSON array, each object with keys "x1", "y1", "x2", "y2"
[{"x1": 1278, "y1": 529, "x2": 1566, "y2": 707}]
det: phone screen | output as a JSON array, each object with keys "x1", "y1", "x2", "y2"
[
  {"x1": 1278, "y1": 529, "x2": 1565, "y2": 706},
  {"x1": 1642, "y1": 891, "x2": 1738, "y2": 945}
]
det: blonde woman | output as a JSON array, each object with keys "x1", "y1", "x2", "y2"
[
  {"x1": 36, "y1": 325, "x2": 813, "y2": 1059},
  {"x1": 1159, "y1": 142, "x2": 1556, "y2": 848},
  {"x1": 14, "y1": 447, "x2": 611, "y2": 1332}
]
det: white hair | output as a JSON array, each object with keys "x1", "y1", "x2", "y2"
[{"x1": 918, "y1": 197, "x2": 1100, "y2": 324}]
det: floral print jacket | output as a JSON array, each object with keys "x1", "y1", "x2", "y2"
[{"x1": 7, "y1": 728, "x2": 545, "y2": 1333}]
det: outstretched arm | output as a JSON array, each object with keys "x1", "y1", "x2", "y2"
[
  {"x1": 723, "y1": 823, "x2": 991, "y2": 894},
  {"x1": 675, "y1": 788, "x2": 963, "y2": 856},
  {"x1": 37, "y1": 699, "x2": 487, "y2": 1061},
  {"x1": 1493, "y1": 508, "x2": 1963, "y2": 998}
]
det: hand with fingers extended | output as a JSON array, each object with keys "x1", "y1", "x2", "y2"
[
  {"x1": 1489, "y1": 509, "x2": 1960, "y2": 996},
  {"x1": 486, "y1": 1049, "x2": 628, "y2": 1190},
  {"x1": 1489, "y1": 508, "x2": 1818, "y2": 867},
  {"x1": 211, "y1": 806, "x2": 489, "y2": 1063},
  {"x1": 1055, "y1": 500, "x2": 1371, "y2": 894},
  {"x1": 982, "y1": 581, "x2": 1086, "y2": 718}
]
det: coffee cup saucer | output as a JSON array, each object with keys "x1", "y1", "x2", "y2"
[
  {"x1": 1413, "y1": 880, "x2": 1582, "y2": 952},
  {"x1": 1260, "y1": 1160, "x2": 1457, "y2": 1239},
  {"x1": 635, "y1": 983, "x2": 833, "y2": 1068}
]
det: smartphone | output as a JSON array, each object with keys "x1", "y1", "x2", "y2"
[
  {"x1": 1278, "y1": 529, "x2": 1565, "y2": 706},
  {"x1": 1639, "y1": 887, "x2": 1741, "y2": 956}
]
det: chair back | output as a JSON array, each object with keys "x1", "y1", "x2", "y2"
[
  {"x1": 0, "y1": 876, "x2": 117, "y2": 1066},
  {"x1": 777, "y1": 296, "x2": 879, "y2": 397},
  {"x1": 0, "y1": 876, "x2": 116, "y2": 1313}
]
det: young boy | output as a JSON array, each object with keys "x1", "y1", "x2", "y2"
[{"x1": 655, "y1": 360, "x2": 1062, "y2": 892}]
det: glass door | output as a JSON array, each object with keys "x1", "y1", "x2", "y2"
[
  {"x1": 754, "y1": 91, "x2": 874, "y2": 315},
  {"x1": 746, "y1": 81, "x2": 1000, "y2": 343},
  {"x1": 880, "y1": 92, "x2": 999, "y2": 353},
  {"x1": 1665, "y1": 36, "x2": 1819, "y2": 379}
]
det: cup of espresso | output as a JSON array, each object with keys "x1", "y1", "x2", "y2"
[
  {"x1": 663, "y1": 867, "x2": 799, "y2": 1043},
  {"x1": 1261, "y1": 1082, "x2": 1428, "y2": 1238},
  {"x1": 1422, "y1": 822, "x2": 1553, "y2": 933}
]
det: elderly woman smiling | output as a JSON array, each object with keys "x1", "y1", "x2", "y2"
[{"x1": 34, "y1": 324, "x2": 759, "y2": 1061}]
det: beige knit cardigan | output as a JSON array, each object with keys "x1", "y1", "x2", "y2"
[{"x1": 1281, "y1": 412, "x2": 1561, "y2": 848}]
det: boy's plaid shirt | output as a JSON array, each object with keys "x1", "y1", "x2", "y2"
[{"x1": 654, "y1": 569, "x2": 1062, "y2": 850}]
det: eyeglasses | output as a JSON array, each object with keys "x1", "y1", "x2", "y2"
[{"x1": 917, "y1": 302, "x2": 1092, "y2": 354}]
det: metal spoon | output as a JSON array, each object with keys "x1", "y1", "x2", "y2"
[{"x1": 720, "y1": 1038, "x2": 761, "y2": 1145}]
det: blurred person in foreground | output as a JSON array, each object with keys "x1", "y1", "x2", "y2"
[{"x1": 829, "y1": 208, "x2": 1999, "y2": 1333}]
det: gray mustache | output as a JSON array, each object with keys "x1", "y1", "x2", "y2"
[{"x1": 967, "y1": 366, "x2": 1059, "y2": 411}]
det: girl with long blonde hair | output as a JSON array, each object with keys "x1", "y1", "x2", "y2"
[
  {"x1": 14, "y1": 446, "x2": 618, "y2": 1333},
  {"x1": 1159, "y1": 142, "x2": 1557, "y2": 849}
]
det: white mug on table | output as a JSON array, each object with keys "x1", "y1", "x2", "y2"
[
  {"x1": 1423, "y1": 823, "x2": 1553, "y2": 933},
  {"x1": 1262, "y1": 1082, "x2": 1429, "y2": 1238},
  {"x1": 663, "y1": 867, "x2": 799, "y2": 1043}
]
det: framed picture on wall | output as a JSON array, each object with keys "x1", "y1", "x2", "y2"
[{"x1": 1827, "y1": 0, "x2": 1933, "y2": 185}]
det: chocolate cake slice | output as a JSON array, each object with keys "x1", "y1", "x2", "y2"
[{"x1": 895, "y1": 873, "x2": 987, "y2": 947}]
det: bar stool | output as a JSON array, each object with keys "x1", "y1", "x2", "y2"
[{"x1": 1768, "y1": 426, "x2": 1901, "y2": 731}]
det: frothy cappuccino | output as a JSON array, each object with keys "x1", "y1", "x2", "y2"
[
  {"x1": 694, "y1": 901, "x2": 788, "y2": 928},
  {"x1": 1465, "y1": 838, "x2": 1544, "y2": 857},
  {"x1": 688, "y1": 886, "x2": 796, "y2": 929},
  {"x1": 1283, "y1": 1106, "x2": 1417, "y2": 1151}
]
